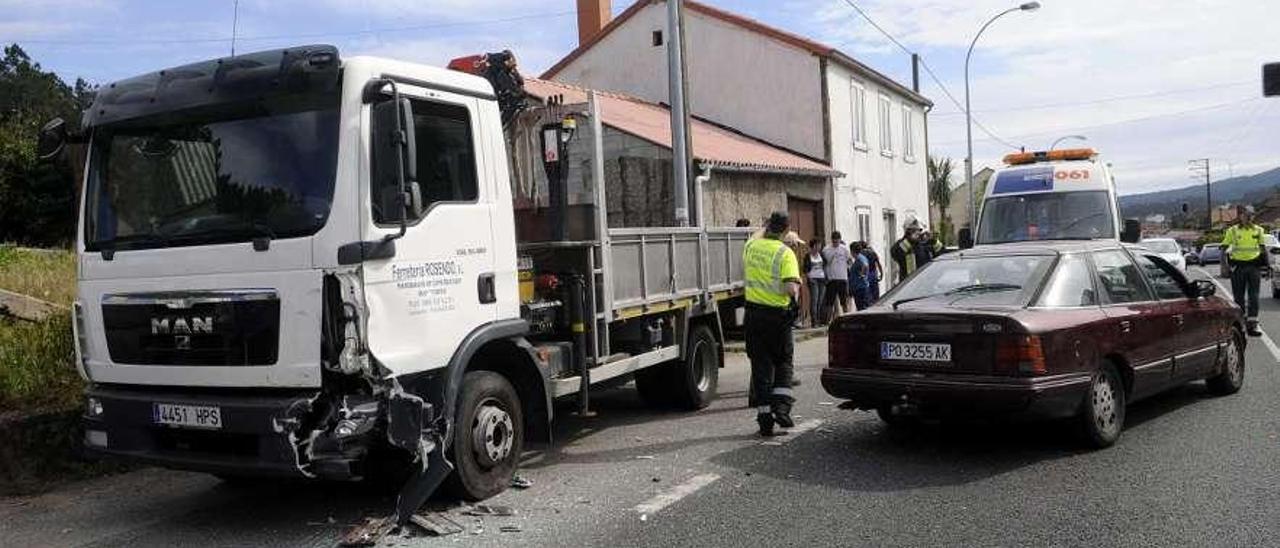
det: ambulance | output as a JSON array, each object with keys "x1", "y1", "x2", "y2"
[{"x1": 961, "y1": 148, "x2": 1139, "y2": 247}]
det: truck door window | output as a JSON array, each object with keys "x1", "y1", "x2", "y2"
[{"x1": 372, "y1": 99, "x2": 478, "y2": 225}]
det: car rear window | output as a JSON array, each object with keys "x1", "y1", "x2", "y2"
[{"x1": 885, "y1": 255, "x2": 1053, "y2": 309}]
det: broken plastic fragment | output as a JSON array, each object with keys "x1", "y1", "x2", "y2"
[
  {"x1": 462, "y1": 504, "x2": 515, "y2": 517},
  {"x1": 500, "y1": 525, "x2": 523, "y2": 533},
  {"x1": 339, "y1": 516, "x2": 394, "y2": 547},
  {"x1": 408, "y1": 513, "x2": 464, "y2": 537},
  {"x1": 511, "y1": 475, "x2": 533, "y2": 489}
]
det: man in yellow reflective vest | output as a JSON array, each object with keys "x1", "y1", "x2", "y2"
[
  {"x1": 743, "y1": 211, "x2": 802, "y2": 436},
  {"x1": 1222, "y1": 205, "x2": 1265, "y2": 336}
]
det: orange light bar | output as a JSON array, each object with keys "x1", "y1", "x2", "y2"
[{"x1": 1003, "y1": 148, "x2": 1097, "y2": 165}]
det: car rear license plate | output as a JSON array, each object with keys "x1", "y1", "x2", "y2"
[
  {"x1": 153, "y1": 403, "x2": 222, "y2": 429},
  {"x1": 881, "y1": 342, "x2": 951, "y2": 363}
]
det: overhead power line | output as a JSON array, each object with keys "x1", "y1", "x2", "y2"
[
  {"x1": 834, "y1": 0, "x2": 1022, "y2": 150},
  {"x1": 12, "y1": 10, "x2": 576, "y2": 46},
  {"x1": 930, "y1": 81, "x2": 1256, "y2": 117}
]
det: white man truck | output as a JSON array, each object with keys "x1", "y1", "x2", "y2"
[
  {"x1": 960, "y1": 148, "x2": 1141, "y2": 247},
  {"x1": 47, "y1": 45, "x2": 749, "y2": 523}
]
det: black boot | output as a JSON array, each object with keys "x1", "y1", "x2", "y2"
[
  {"x1": 757, "y1": 413, "x2": 778, "y2": 437},
  {"x1": 1248, "y1": 320, "x2": 1263, "y2": 337},
  {"x1": 772, "y1": 400, "x2": 795, "y2": 428}
]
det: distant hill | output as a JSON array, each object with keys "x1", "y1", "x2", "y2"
[{"x1": 1120, "y1": 166, "x2": 1280, "y2": 219}]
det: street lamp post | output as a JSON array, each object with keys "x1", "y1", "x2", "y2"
[
  {"x1": 964, "y1": 1, "x2": 1040, "y2": 230},
  {"x1": 1049, "y1": 134, "x2": 1087, "y2": 151}
]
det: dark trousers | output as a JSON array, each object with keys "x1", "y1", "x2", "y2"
[
  {"x1": 824, "y1": 279, "x2": 850, "y2": 319},
  {"x1": 745, "y1": 305, "x2": 794, "y2": 411},
  {"x1": 852, "y1": 285, "x2": 870, "y2": 310},
  {"x1": 1231, "y1": 262, "x2": 1261, "y2": 319}
]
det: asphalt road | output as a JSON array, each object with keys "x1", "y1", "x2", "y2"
[{"x1": 4, "y1": 265, "x2": 1279, "y2": 547}]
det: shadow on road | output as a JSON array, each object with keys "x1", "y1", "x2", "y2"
[{"x1": 707, "y1": 379, "x2": 1221, "y2": 494}]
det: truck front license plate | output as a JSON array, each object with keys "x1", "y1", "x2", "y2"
[
  {"x1": 880, "y1": 342, "x2": 951, "y2": 363},
  {"x1": 153, "y1": 403, "x2": 222, "y2": 430}
]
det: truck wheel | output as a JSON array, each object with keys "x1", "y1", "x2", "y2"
[
  {"x1": 446, "y1": 371, "x2": 523, "y2": 501},
  {"x1": 1077, "y1": 363, "x2": 1125, "y2": 448},
  {"x1": 670, "y1": 325, "x2": 720, "y2": 410},
  {"x1": 1206, "y1": 330, "x2": 1245, "y2": 396}
]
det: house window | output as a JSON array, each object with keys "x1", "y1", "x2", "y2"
[
  {"x1": 652, "y1": 30, "x2": 664, "y2": 47},
  {"x1": 902, "y1": 105, "x2": 915, "y2": 162},
  {"x1": 878, "y1": 94, "x2": 893, "y2": 157},
  {"x1": 851, "y1": 82, "x2": 867, "y2": 151},
  {"x1": 856, "y1": 207, "x2": 872, "y2": 243}
]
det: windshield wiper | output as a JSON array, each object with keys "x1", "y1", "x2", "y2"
[
  {"x1": 166, "y1": 221, "x2": 276, "y2": 250},
  {"x1": 892, "y1": 283, "x2": 1023, "y2": 310},
  {"x1": 92, "y1": 233, "x2": 171, "y2": 259}
]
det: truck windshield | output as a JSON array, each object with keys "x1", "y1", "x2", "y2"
[
  {"x1": 84, "y1": 93, "x2": 340, "y2": 252},
  {"x1": 977, "y1": 191, "x2": 1114, "y2": 245}
]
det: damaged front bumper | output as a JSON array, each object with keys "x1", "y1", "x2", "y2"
[{"x1": 82, "y1": 384, "x2": 323, "y2": 478}]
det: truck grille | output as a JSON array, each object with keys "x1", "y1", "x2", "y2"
[{"x1": 101, "y1": 290, "x2": 280, "y2": 366}]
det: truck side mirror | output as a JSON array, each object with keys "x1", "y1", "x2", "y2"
[
  {"x1": 37, "y1": 117, "x2": 68, "y2": 160},
  {"x1": 372, "y1": 95, "x2": 420, "y2": 231},
  {"x1": 1121, "y1": 219, "x2": 1141, "y2": 243},
  {"x1": 958, "y1": 228, "x2": 974, "y2": 249}
]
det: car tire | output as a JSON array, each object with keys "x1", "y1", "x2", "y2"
[
  {"x1": 1077, "y1": 363, "x2": 1125, "y2": 448},
  {"x1": 876, "y1": 407, "x2": 921, "y2": 429},
  {"x1": 445, "y1": 371, "x2": 523, "y2": 501},
  {"x1": 1206, "y1": 330, "x2": 1245, "y2": 396}
]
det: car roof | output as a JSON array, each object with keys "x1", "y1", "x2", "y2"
[{"x1": 945, "y1": 240, "x2": 1123, "y2": 259}]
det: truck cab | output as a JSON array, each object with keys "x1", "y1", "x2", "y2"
[{"x1": 968, "y1": 148, "x2": 1139, "y2": 247}]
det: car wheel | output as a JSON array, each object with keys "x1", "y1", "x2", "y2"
[
  {"x1": 1206, "y1": 330, "x2": 1245, "y2": 396},
  {"x1": 876, "y1": 407, "x2": 921, "y2": 429},
  {"x1": 1077, "y1": 363, "x2": 1125, "y2": 448},
  {"x1": 445, "y1": 371, "x2": 523, "y2": 501}
]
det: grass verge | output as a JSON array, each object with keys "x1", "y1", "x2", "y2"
[{"x1": 0, "y1": 245, "x2": 76, "y2": 305}]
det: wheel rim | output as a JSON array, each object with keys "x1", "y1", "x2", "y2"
[
  {"x1": 1092, "y1": 372, "x2": 1119, "y2": 436},
  {"x1": 691, "y1": 339, "x2": 713, "y2": 392},
  {"x1": 1225, "y1": 336, "x2": 1243, "y2": 385},
  {"x1": 471, "y1": 398, "x2": 514, "y2": 468}
]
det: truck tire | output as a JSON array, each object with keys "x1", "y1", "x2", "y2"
[
  {"x1": 670, "y1": 325, "x2": 720, "y2": 410},
  {"x1": 635, "y1": 324, "x2": 721, "y2": 410},
  {"x1": 445, "y1": 371, "x2": 523, "y2": 501}
]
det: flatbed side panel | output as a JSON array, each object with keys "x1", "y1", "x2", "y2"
[{"x1": 606, "y1": 227, "x2": 750, "y2": 313}]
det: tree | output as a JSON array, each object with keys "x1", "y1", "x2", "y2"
[
  {"x1": 927, "y1": 155, "x2": 955, "y2": 244},
  {"x1": 0, "y1": 44, "x2": 94, "y2": 246}
]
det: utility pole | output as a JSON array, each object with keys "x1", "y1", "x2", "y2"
[
  {"x1": 1189, "y1": 158, "x2": 1211, "y2": 229},
  {"x1": 230, "y1": 0, "x2": 240, "y2": 56},
  {"x1": 666, "y1": 0, "x2": 691, "y2": 227}
]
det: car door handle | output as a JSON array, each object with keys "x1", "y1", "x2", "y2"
[
  {"x1": 1173, "y1": 314, "x2": 1185, "y2": 326},
  {"x1": 1119, "y1": 320, "x2": 1132, "y2": 333}
]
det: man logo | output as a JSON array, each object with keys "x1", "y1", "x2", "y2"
[
  {"x1": 174, "y1": 335, "x2": 192, "y2": 350},
  {"x1": 151, "y1": 317, "x2": 214, "y2": 335}
]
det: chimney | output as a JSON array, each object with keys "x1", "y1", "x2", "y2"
[{"x1": 576, "y1": 0, "x2": 612, "y2": 46}]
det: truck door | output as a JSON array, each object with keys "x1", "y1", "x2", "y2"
[{"x1": 360, "y1": 85, "x2": 497, "y2": 377}]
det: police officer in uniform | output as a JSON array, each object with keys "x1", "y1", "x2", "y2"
[
  {"x1": 743, "y1": 212, "x2": 802, "y2": 436},
  {"x1": 1222, "y1": 205, "x2": 1266, "y2": 336}
]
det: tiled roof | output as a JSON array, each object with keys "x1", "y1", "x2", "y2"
[{"x1": 524, "y1": 78, "x2": 841, "y2": 178}]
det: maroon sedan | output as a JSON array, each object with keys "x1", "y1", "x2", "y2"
[{"x1": 822, "y1": 241, "x2": 1245, "y2": 447}]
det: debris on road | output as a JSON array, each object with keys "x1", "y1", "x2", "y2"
[
  {"x1": 761, "y1": 441, "x2": 783, "y2": 446},
  {"x1": 511, "y1": 475, "x2": 533, "y2": 489},
  {"x1": 500, "y1": 525, "x2": 523, "y2": 533},
  {"x1": 462, "y1": 504, "x2": 515, "y2": 517},
  {"x1": 651, "y1": 477, "x2": 661, "y2": 483},
  {"x1": 634, "y1": 455, "x2": 656, "y2": 460},
  {"x1": 818, "y1": 401, "x2": 835, "y2": 406},
  {"x1": 340, "y1": 516, "x2": 394, "y2": 547},
  {"x1": 408, "y1": 512, "x2": 465, "y2": 537}
]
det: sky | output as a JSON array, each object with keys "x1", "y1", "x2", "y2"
[{"x1": 4, "y1": 0, "x2": 1279, "y2": 195}]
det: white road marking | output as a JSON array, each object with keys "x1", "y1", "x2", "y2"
[
  {"x1": 1196, "y1": 267, "x2": 1280, "y2": 362},
  {"x1": 634, "y1": 473, "x2": 720, "y2": 516},
  {"x1": 766, "y1": 418, "x2": 824, "y2": 445}
]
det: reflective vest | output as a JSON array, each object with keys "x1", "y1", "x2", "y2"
[
  {"x1": 1223, "y1": 224, "x2": 1265, "y2": 262},
  {"x1": 743, "y1": 236, "x2": 800, "y2": 308},
  {"x1": 893, "y1": 237, "x2": 917, "y2": 281}
]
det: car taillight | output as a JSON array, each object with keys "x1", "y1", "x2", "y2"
[
  {"x1": 828, "y1": 325, "x2": 855, "y2": 368},
  {"x1": 996, "y1": 335, "x2": 1046, "y2": 375}
]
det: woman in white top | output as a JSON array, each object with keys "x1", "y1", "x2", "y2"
[{"x1": 804, "y1": 238, "x2": 826, "y2": 326}]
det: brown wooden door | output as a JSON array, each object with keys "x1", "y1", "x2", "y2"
[{"x1": 788, "y1": 197, "x2": 822, "y2": 244}]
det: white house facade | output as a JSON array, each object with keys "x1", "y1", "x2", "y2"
[{"x1": 547, "y1": 0, "x2": 932, "y2": 285}]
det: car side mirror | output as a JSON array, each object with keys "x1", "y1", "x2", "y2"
[
  {"x1": 958, "y1": 228, "x2": 974, "y2": 249},
  {"x1": 1192, "y1": 279, "x2": 1216, "y2": 298},
  {"x1": 37, "y1": 117, "x2": 68, "y2": 160},
  {"x1": 1121, "y1": 219, "x2": 1141, "y2": 243}
]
